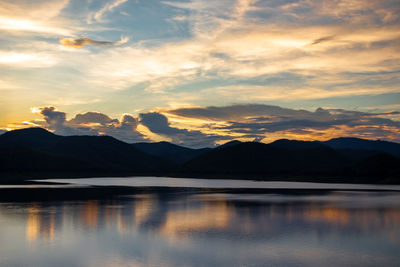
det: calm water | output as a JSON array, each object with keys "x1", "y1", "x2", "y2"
[
  {"x1": 37, "y1": 177, "x2": 400, "y2": 191},
  {"x1": 1, "y1": 179, "x2": 400, "y2": 266}
]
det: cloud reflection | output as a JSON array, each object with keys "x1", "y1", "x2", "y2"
[{"x1": 17, "y1": 192, "x2": 400, "y2": 245}]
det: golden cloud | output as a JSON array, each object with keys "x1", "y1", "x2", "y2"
[{"x1": 59, "y1": 36, "x2": 129, "y2": 48}]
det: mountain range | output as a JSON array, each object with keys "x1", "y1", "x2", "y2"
[{"x1": 0, "y1": 128, "x2": 399, "y2": 184}]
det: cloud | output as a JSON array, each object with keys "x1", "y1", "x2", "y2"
[
  {"x1": 88, "y1": 0, "x2": 129, "y2": 24},
  {"x1": 162, "y1": 0, "x2": 256, "y2": 38},
  {"x1": 310, "y1": 35, "x2": 335, "y2": 45},
  {"x1": 167, "y1": 104, "x2": 314, "y2": 121},
  {"x1": 139, "y1": 112, "x2": 226, "y2": 147},
  {"x1": 2, "y1": 0, "x2": 400, "y2": 143},
  {"x1": 139, "y1": 112, "x2": 176, "y2": 135},
  {"x1": 0, "y1": 51, "x2": 57, "y2": 68},
  {"x1": 31, "y1": 107, "x2": 146, "y2": 143},
  {"x1": 0, "y1": 0, "x2": 69, "y2": 20},
  {"x1": 69, "y1": 7, "x2": 400, "y2": 94},
  {"x1": 69, "y1": 112, "x2": 117, "y2": 125},
  {"x1": 11, "y1": 103, "x2": 400, "y2": 147},
  {"x1": 59, "y1": 36, "x2": 129, "y2": 48},
  {"x1": 165, "y1": 104, "x2": 400, "y2": 143},
  {"x1": 0, "y1": 0, "x2": 72, "y2": 35},
  {"x1": 30, "y1": 108, "x2": 225, "y2": 147},
  {"x1": 39, "y1": 107, "x2": 66, "y2": 127}
]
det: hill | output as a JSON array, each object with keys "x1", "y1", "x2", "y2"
[
  {"x1": 183, "y1": 140, "x2": 400, "y2": 183},
  {"x1": 184, "y1": 141, "x2": 349, "y2": 175},
  {"x1": 1, "y1": 128, "x2": 399, "y2": 184},
  {"x1": 0, "y1": 128, "x2": 174, "y2": 182},
  {"x1": 322, "y1": 137, "x2": 400, "y2": 158},
  {"x1": 132, "y1": 141, "x2": 210, "y2": 164}
]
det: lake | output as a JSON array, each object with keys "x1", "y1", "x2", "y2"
[{"x1": 0, "y1": 178, "x2": 399, "y2": 266}]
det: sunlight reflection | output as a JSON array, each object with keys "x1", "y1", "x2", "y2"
[
  {"x1": 26, "y1": 204, "x2": 39, "y2": 242},
  {"x1": 25, "y1": 204, "x2": 56, "y2": 242},
  {"x1": 160, "y1": 199, "x2": 233, "y2": 240},
  {"x1": 134, "y1": 195, "x2": 157, "y2": 226},
  {"x1": 81, "y1": 200, "x2": 98, "y2": 229},
  {"x1": 20, "y1": 192, "x2": 400, "y2": 247}
]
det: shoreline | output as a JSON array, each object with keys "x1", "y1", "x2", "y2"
[
  {"x1": 1, "y1": 180, "x2": 400, "y2": 202},
  {"x1": 1, "y1": 172, "x2": 400, "y2": 185}
]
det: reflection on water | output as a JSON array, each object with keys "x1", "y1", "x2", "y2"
[
  {"x1": 81, "y1": 200, "x2": 99, "y2": 229},
  {"x1": 1, "y1": 191, "x2": 400, "y2": 266},
  {"x1": 26, "y1": 204, "x2": 56, "y2": 242},
  {"x1": 160, "y1": 200, "x2": 232, "y2": 241}
]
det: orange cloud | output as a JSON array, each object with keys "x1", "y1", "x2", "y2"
[{"x1": 59, "y1": 36, "x2": 128, "y2": 48}]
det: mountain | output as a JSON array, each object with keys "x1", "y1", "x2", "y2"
[
  {"x1": 0, "y1": 128, "x2": 174, "y2": 181},
  {"x1": 0, "y1": 127, "x2": 61, "y2": 149},
  {"x1": 45, "y1": 135, "x2": 172, "y2": 172},
  {"x1": 183, "y1": 140, "x2": 400, "y2": 183},
  {"x1": 344, "y1": 153, "x2": 400, "y2": 183},
  {"x1": 132, "y1": 141, "x2": 210, "y2": 164},
  {"x1": 217, "y1": 140, "x2": 242, "y2": 149},
  {"x1": 322, "y1": 137, "x2": 400, "y2": 158},
  {"x1": 269, "y1": 139, "x2": 328, "y2": 150},
  {"x1": 184, "y1": 141, "x2": 349, "y2": 176},
  {"x1": 1, "y1": 128, "x2": 399, "y2": 184}
]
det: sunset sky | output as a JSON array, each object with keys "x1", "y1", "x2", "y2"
[{"x1": 1, "y1": 0, "x2": 399, "y2": 147}]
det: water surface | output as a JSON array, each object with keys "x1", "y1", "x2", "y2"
[
  {"x1": 0, "y1": 185, "x2": 399, "y2": 266},
  {"x1": 38, "y1": 177, "x2": 400, "y2": 191}
]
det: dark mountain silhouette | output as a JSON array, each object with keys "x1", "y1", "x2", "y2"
[
  {"x1": 343, "y1": 153, "x2": 400, "y2": 183},
  {"x1": 322, "y1": 137, "x2": 400, "y2": 158},
  {"x1": 355, "y1": 153, "x2": 400, "y2": 173},
  {"x1": 45, "y1": 136, "x2": 172, "y2": 172},
  {"x1": 132, "y1": 141, "x2": 210, "y2": 164},
  {"x1": 270, "y1": 139, "x2": 328, "y2": 150},
  {"x1": 183, "y1": 139, "x2": 400, "y2": 183},
  {"x1": 0, "y1": 146, "x2": 96, "y2": 173},
  {"x1": 334, "y1": 149, "x2": 383, "y2": 162},
  {"x1": 183, "y1": 141, "x2": 350, "y2": 176},
  {"x1": 1, "y1": 128, "x2": 399, "y2": 184},
  {"x1": 0, "y1": 128, "x2": 174, "y2": 181},
  {"x1": 268, "y1": 139, "x2": 383, "y2": 164},
  {"x1": 217, "y1": 140, "x2": 242, "y2": 149},
  {"x1": 0, "y1": 127, "x2": 61, "y2": 149}
]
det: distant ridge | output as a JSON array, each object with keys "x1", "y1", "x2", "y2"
[
  {"x1": 184, "y1": 141, "x2": 349, "y2": 175},
  {"x1": 0, "y1": 127, "x2": 61, "y2": 149},
  {"x1": 217, "y1": 140, "x2": 242, "y2": 149},
  {"x1": 1, "y1": 127, "x2": 399, "y2": 184},
  {"x1": 183, "y1": 140, "x2": 400, "y2": 183},
  {"x1": 270, "y1": 139, "x2": 327, "y2": 150},
  {"x1": 0, "y1": 128, "x2": 174, "y2": 182},
  {"x1": 132, "y1": 141, "x2": 210, "y2": 164},
  {"x1": 322, "y1": 137, "x2": 400, "y2": 158}
]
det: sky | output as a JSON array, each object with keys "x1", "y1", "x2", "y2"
[{"x1": 0, "y1": 0, "x2": 399, "y2": 147}]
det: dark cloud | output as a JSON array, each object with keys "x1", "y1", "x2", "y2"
[
  {"x1": 167, "y1": 104, "x2": 400, "y2": 142},
  {"x1": 106, "y1": 115, "x2": 143, "y2": 143},
  {"x1": 252, "y1": 137, "x2": 263, "y2": 142},
  {"x1": 120, "y1": 115, "x2": 139, "y2": 130},
  {"x1": 37, "y1": 107, "x2": 94, "y2": 136},
  {"x1": 139, "y1": 112, "x2": 226, "y2": 147},
  {"x1": 168, "y1": 104, "x2": 309, "y2": 121},
  {"x1": 69, "y1": 112, "x2": 117, "y2": 125},
  {"x1": 311, "y1": 35, "x2": 335, "y2": 45},
  {"x1": 29, "y1": 104, "x2": 400, "y2": 146},
  {"x1": 34, "y1": 107, "x2": 146, "y2": 143},
  {"x1": 139, "y1": 112, "x2": 177, "y2": 135},
  {"x1": 218, "y1": 108, "x2": 400, "y2": 134},
  {"x1": 59, "y1": 36, "x2": 128, "y2": 48},
  {"x1": 40, "y1": 107, "x2": 66, "y2": 127}
]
